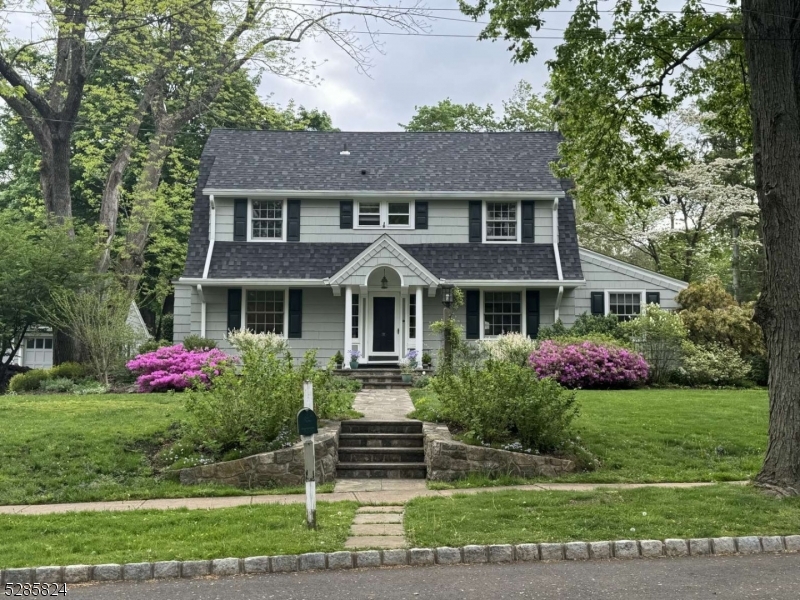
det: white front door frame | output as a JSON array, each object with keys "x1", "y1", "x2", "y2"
[{"x1": 366, "y1": 290, "x2": 402, "y2": 361}]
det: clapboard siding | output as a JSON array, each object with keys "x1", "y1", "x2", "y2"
[{"x1": 216, "y1": 197, "x2": 234, "y2": 241}]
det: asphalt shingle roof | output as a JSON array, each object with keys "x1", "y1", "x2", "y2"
[
  {"x1": 183, "y1": 130, "x2": 584, "y2": 282},
  {"x1": 201, "y1": 130, "x2": 565, "y2": 193}
]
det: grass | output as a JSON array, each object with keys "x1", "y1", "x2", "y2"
[
  {"x1": 0, "y1": 501, "x2": 357, "y2": 568},
  {"x1": 411, "y1": 387, "x2": 768, "y2": 484},
  {"x1": 405, "y1": 485, "x2": 800, "y2": 548},
  {"x1": 0, "y1": 394, "x2": 333, "y2": 505}
]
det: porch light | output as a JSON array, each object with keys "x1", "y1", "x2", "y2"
[
  {"x1": 381, "y1": 269, "x2": 388, "y2": 289},
  {"x1": 441, "y1": 284, "x2": 454, "y2": 308}
]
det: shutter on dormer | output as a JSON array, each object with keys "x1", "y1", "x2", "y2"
[
  {"x1": 287, "y1": 199, "x2": 301, "y2": 241},
  {"x1": 468, "y1": 201, "x2": 482, "y2": 243},
  {"x1": 646, "y1": 291, "x2": 661, "y2": 306},
  {"x1": 521, "y1": 201, "x2": 535, "y2": 243},
  {"x1": 288, "y1": 289, "x2": 303, "y2": 339},
  {"x1": 340, "y1": 200, "x2": 353, "y2": 229},
  {"x1": 590, "y1": 292, "x2": 605, "y2": 316},
  {"x1": 526, "y1": 290, "x2": 540, "y2": 339},
  {"x1": 465, "y1": 289, "x2": 480, "y2": 339},
  {"x1": 227, "y1": 288, "x2": 242, "y2": 332},
  {"x1": 415, "y1": 201, "x2": 428, "y2": 229},
  {"x1": 233, "y1": 198, "x2": 248, "y2": 241}
]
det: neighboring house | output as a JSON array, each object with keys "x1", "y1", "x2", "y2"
[
  {"x1": 174, "y1": 131, "x2": 687, "y2": 364},
  {"x1": 8, "y1": 302, "x2": 151, "y2": 369}
]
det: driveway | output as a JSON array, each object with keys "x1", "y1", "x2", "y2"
[{"x1": 65, "y1": 554, "x2": 800, "y2": 599}]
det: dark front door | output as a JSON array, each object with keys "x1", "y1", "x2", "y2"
[{"x1": 372, "y1": 297, "x2": 395, "y2": 353}]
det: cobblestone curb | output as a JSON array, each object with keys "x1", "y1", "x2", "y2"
[{"x1": 2, "y1": 535, "x2": 797, "y2": 585}]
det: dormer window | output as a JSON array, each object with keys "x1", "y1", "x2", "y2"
[
  {"x1": 356, "y1": 200, "x2": 414, "y2": 229},
  {"x1": 249, "y1": 199, "x2": 286, "y2": 241},
  {"x1": 484, "y1": 201, "x2": 520, "y2": 242}
]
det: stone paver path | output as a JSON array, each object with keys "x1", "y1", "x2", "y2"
[
  {"x1": 345, "y1": 504, "x2": 407, "y2": 549},
  {"x1": 352, "y1": 388, "x2": 415, "y2": 420},
  {"x1": 0, "y1": 481, "x2": 747, "y2": 516},
  {"x1": 334, "y1": 479, "x2": 427, "y2": 493}
]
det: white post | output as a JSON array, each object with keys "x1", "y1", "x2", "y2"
[
  {"x1": 415, "y1": 286, "x2": 424, "y2": 368},
  {"x1": 302, "y1": 380, "x2": 316, "y2": 529},
  {"x1": 344, "y1": 286, "x2": 353, "y2": 369}
]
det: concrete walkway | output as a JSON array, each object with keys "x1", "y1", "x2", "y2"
[
  {"x1": 0, "y1": 481, "x2": 747, "y2": 516},
  {"x1": 352, "y1": 388, "x2": 415, "y2": 420},
  {"x1": 345, "y1": 504, "x2": 407, "y2": 549}
]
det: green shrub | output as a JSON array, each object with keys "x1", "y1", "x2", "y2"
[
  {"x1": 676, "y1": 342, "x2": 752, "y2": 386},
  {"x1": 408, "y1": 391, "x2": 444, "y2": 421},
  {"x1": 482, "y1": 332, "x2": 538, "y2": 366},
  {"x1": 8, "y1": 370, "x2": 49, "y2": 393},
  {"x1": 536, "y1": 319, "x2": 569, "y2": 340},
  {"x1": 571, "y1": 313, "x2": 627, "y2": 340},
  {"x1": 137, "y1": 339, "x2": 171, "y2": 355},
  {"x1": 48, "y1": 362, "x2": 88, "y2": 381},
  {"x1": 413, "y1": 374, "x2": 431, "y2": 388},
  {"x1": 747, "y1": 353, "x2": 769, "y2": 386},
  {"x1": 182, "y1": 335, "x2": 217, "y2": 351},
  {"x1": 431, "y1": 360, "x2": 578, "y2": 452},
  {"x1": 332, "y1": 351, "x2": 344, "y2": 367},
  {"x1": 620, "y1": 305, "x2": 687, "y2": 384},
  {"x1": 330, "y1": 375, "x2": 362, "y2": 393},
  {"x1": 183, "y1": 333, "x2": 354, "y2": 459},
  {"x1": 39, "y1": 377, "x2": 76, "y2": 393}
]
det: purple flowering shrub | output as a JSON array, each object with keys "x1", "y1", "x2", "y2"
[
  {"x1": 126, "y1": 345, "x2": 233, "y2": 392},
  {"x1": 529, "y1": 340, "x2": 649, "y2": 389}
]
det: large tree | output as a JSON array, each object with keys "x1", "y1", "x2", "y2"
[{"x1": 458, "y1": 0, "x2": 800, "y2": 494}]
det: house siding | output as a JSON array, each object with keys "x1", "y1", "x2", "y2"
[
  {"x1": 173, "y1": 284, "x2": 192, "y2": 341},
  {"x1": 213, "y1": 198, "x2": 555, "y2": 244}
]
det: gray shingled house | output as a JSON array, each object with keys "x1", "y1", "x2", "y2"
[{"x1": 174, "y1": 130, "x2": 687, "y2": 365}]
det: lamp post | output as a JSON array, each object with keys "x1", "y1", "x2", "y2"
[{"x1": 440, "y1": 284, "x2": 454, "y2": 372}]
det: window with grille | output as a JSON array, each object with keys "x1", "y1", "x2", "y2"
[
  {"x1": 356, "y1": 201, "x2": 412, "y2": 228},
  {"x1": 251, "y1": 200, "x2": 284, "y2": 239},
  {"x1": 246, "y1": 290, "x2": 284, "y2": 334},
  {"x1": 26, "y1": 338, "x2": 51, "y2": 349},
  {"x1": 485, "y1": 202, "x2": 518, "y2": 241},
  {"x1": 608, "y1": 292, "x2": 642, "y2": 321},
  {"x1": 409, "y1": 294, "x2": 417, "y2": 339},
  {"x1": 352, "y1": 294, "x2": 360, "y2": 338},
  {"x1": 483, "y1": 291, "x2": 522, "y2": 336}
]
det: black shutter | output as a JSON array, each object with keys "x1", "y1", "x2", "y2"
[
  {"x1": 227, "y1": 288, "x2": 242, "y2": 331},
  {"x1": 233, "y1": 198, "x2": 248, "y2": 241},
  {"x1": 465, "y1": 289, "x2": 480, "y2": 339},
  {"x1": 340, "y1": 200, "x2": 353, "y2": 229},
  {"x1": 646, "y1": 291, "x2": 661, "y2": 306},
  {"x1": 590, "y1": 292, "x2": 605, "y2": 316},
  {"x1": 415, "y1": 201, "x2": 428, "y2": 229},
  {"x1": 287, "y1": 199, "x2": 300, "y2": 241},
  {"x1": 469, "y1": 201, "x2": 482, "y2": 242},
  {"x1": 521, "y1": 200, "x2": 535, "y2": 243},
  {"x1": 288, "y1": 289, "x2": 303, "y2": 339},
  {"x1": 526, "y1": 290, "x2": 540, "y2": 338}
]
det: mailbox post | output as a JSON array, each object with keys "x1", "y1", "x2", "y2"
[{"x1": 298, "y1": 381, "x2": 318, "y2": 529}]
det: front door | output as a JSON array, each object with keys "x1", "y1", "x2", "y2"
[{"x1": 372, "y1": 297, "x2": 396, "y2": 353}]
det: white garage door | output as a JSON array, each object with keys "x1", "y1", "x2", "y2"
[{"x1": 24, "y1": 336, "x2": 53, "y2": 369}]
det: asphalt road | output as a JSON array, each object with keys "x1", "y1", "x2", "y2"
[{"x1": 65, "y1": 554, "x2": 800, "y2": 600}]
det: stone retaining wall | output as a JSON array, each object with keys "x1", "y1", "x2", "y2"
[
  {"x1": 179, "y1": 423, "x2": 339, "y2": 488},
  {"x1": 423, "y1": 423, "x2": 576, "y2": 481}
]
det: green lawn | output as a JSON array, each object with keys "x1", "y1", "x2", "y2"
[
  {"x1": 411, "y1": 387, "x2": 768, "y2": 484},
  {"x1": 405, "y1": 485, "x2": 800, "y2": 548},
  {"x1": 0, "y1": 394, "x2": 330, "y2": 505},
  {"x1": 0, "y1": 502, "x2": 356, "y2": 568}
]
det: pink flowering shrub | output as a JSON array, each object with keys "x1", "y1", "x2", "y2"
[
  {"x1": 126, "y1": 345, "x2": 233, "y2": 392},
  {"x1": 529, "y1": 340, "x2": 649, "y2": 389}
]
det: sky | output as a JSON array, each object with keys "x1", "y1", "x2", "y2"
[{"x1": 257, "y1": 1, "x2": 572, "y2": 131}]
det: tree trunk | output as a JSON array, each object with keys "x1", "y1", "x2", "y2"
[
  {"x1": 743, "y1": 0, "x2": 800, "y2": 496},
  {"x1": 731, "y1": 222, "x2": 741, "y2": 302},
  {"x1": 38, "y1": 127, "x2": 73, "y2": 222}
]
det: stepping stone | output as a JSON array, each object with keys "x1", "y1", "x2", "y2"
[
  {"x1": 354, "y1": 513, "x2": 403, "y2": 524},
  {"x1": 357, "y1": 505, "x2": 404, "y2": 513},
  {"x1": 351, "y1": 524, "x2": 405, "y2": 536},
  {"x1": 345, "y1": 536, "x2": 407, "y2": 549}
]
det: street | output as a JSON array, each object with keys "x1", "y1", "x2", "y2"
[{"x1": 65, "y1": 554, "x2": 800, "y2": 599}]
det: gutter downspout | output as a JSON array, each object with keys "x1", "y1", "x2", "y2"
[
  {"x1": 202, "y1": 194, "x2": 215, "y2": 279},
  {"x1": 555, "y1": 286, "x2": 564, "y2": 323},
  {"x1": 552, "y1": 197, "x2": 563, "y2": 282},
  {"x1": 197, "y1": 284, "x2": 206, "y2": 338}
]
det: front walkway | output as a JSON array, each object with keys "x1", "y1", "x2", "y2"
[
  {"x1": 0, "y1": 481, "x2": 746, "y2": 516},
  {"x1": 352, "y1": 388, "x2": 415, "y2": 420}
]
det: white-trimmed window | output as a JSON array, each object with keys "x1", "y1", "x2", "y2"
[
  {"x1": 250, "y1": 199, "x2": 286, "y2": 240},
  {"x1": 356, "y1": 200, "x2": 413, "y2": 229},
  {"x1": 245, "y1": 290, "x2": 285, "y2": 334},
  {"x1": 607, "y1": 291, "x2": 644, "y2": 322},
  {"x1": 483, "y1": 291, "x2": 522, "y2": 336},
  {"x1": 484, "y1": 201, "x2": 520, "y2": 242}
]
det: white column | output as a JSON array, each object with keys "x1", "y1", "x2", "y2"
[
  {"x1": 344, "y1": 285, "x2": 353, "y2": 368},
  {"x1": 415, "y1": 285, "x2": 424, "y2": 367}
]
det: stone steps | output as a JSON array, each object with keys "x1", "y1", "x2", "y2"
[
  {"x1": 337, "y1": 420, "x2": 426, "y2": 479},
  {"x1": 334, "y1": 369, "x2": 414, "y2": 390}
]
